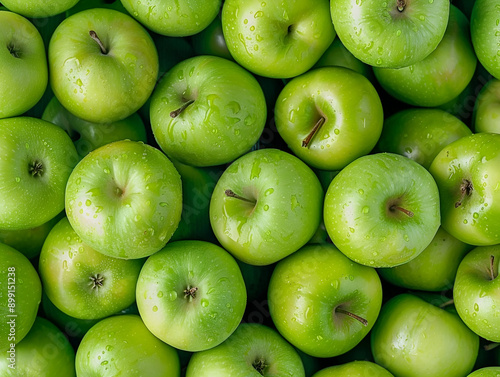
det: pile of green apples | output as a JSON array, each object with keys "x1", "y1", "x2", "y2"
[{"x1": 2, "y1": 0, "x2": 500, "y2": 376}]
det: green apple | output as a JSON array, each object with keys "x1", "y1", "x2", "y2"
[
  {"x1": 331, "y1": 0, "x2": 449, "y2": 68},
  {"x1": 65, "y1": 140, "x2": 182, "y2": 259},
  {"x1": 468, "y1": 367, "x2": 500, "y2": 377},
  {"x1": 1, "y1": 0, "x2": 79, "y2": 17},
  {"x1": 222, "y1": 0, "x2": 335, "y2": 78},
  {"x1": 186, "y1": 323, "x2": 305, "y2": 376},
  {"x1": 312, "y1": 361, "x2": 394, "y2": 377},
  {"x1": 209, "y1": 148, "x2": 323, "y2": 266},
  {"x1": 39, "y1": 217, "x2": 143, "y2": 319},
  {"x1": 454, "y1": 245, "x2": 500, "y2": 342},
  {"x1": 268, "y1": 244, "x2": 382, "y2": 358},
  {"x1": 471, "y1": 0, "x2": 500, "y2": 79},
  {"x1": 429, "y1": 133, "x2": 500, "y2": 246},
  {"x1": 275, "y1": 66, "x2": 383, "y2": 171},
  {"x1": 67, "y1": 0, "x2": 130, "y2": 16},
  {"x1": 76, "y1": 315, "x2": 180, "y2": 377},
  {"x1": 473, "y1": 78, "x2": 500, "y2": 133},
  {"x1": 371, "y1": 293, "x2": 479, "y2": 377},
  {"x1": 42, "y1": 96, "x2": 147, "y2": 159},
  {"x1": 376, "y1": 108, "x2": 472, "y2": 169},
  {"x1": 0, "y1": 11, "x2": 47, "y2": 119},
  {"x1": 0, "y1": 317, "x2": 76, "y2": 376},
  {"x1": 150, "y1": 55, "x2": 267, "y2": 167},
  {"x1": 378, "y1": 227, "x2": 472, "y2": 291},
  {"x1": 49, "y1": 8, "x2": 159, "y2": 123},
  {"x1": 373, "y1": 5, "x2": 477, "y2": 107},
  {"x1": 192, "y1": 15, "x2": 233, "y2": 61},
  {"x1": 0, "y1": 117, "x2": 78, "y2": 230},
  {"x1": 324, "y1": 153, "x2": 440, "y2": 267},
  {"x1": 121, "y1": 0, "x2": 222, "y2": 37},
  {"x1": 0, "y1": 243, "x2": 42, "y2": 351},
  {"x1": 136, "y1": 240, "x2": 247, "y2": 352}
]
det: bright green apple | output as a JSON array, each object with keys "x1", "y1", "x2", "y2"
[
  {"x1": 275, "y1": 66, "x2": 383, "y2": 171},
  {"x1": 371, "y1": 293, "x2": 479, "y2": 377},
  {"x1": 331, "y1": 0, "x2": 449, "y2": 68},
  {"x1": 471, "y1": 0, "x2": 500, "y2": 79},
  {"x1": 268, "y1": 244, "x2": 382, "y2": 358},
  {"x1": 222, "y1": 0, "x2": 335, "y2": 78},
  {"x1": 186, "y1": 323, "x2": 305, "y2": 376},
  {"x1": 312, "y1": 361, "x2": 394, "y2": 377},
  {"x1": 0, "y1": 11, "x2": 47, "y2": 119},
  {"x1": 65, "y1": 140, "x2": 182, "y2": 259},
  {"x1": 468, "y1": 367, "x2": 500, "y2": 377},
  {"x1": 209, "y1": 148, "x2": 323, "y2": 265},
  {"x1": 429, "y1": 133, "x2": 500, "y2": 246},
  {"x1": 1, "y1": 0, "x2": 79, "y2": 17},
  {"x1": 373, "y1": 5, "x2": 477, "y2": 107},
  {"x1": 324, "y1": 153, "x2": 440, "y2": 267},
  {"x1": 0, "y1": 117, "x2": 78, "y2": 230},
  {"x1": 376, "y1": 108, "x2": 472, "y2": 169},
  {"x1": 473, "y1": 78, "x2": 500, "y2": 133},
  {"x1": 49, "y1": 8, "x2": 159, "y2": 123},
  {"x1": 76, "y1": 315, "x2": 180, "y2": 377},
  {"x1": 136, "y1": 240, "x2": 247, "y2": 352}
]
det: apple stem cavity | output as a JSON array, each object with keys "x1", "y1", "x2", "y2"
[
  {"x1": 89, "y1": 30, "x2": 108, "y2": 55},
  {"x1": 184, "y1": 286, "x2": 198, "y2": 300},
  {"x1": 490, "y1": 255, "x2": 497, "y2": 281},
  {"x1": 89, "y1": 274, "x2": 105, "y2": 290},
  {"x1": 335, "y1": 307, "x2": 368, "y2": 326},
  {"x1": 170, "y1": 99, "x2": 195, "y2": 118},
  {"x1": 252, "y1": 358, "x2": 268, "y2": 376},
  {"x1": 302, "y1": 117, "x2": 325, "y2": 148},
  {"x1": 7, "y1": 43, "x2": 20, "y2": 58},
  {"x1": 225, "y1": 189, "x2": 257, "y2": 204},
  {"x1": 390, "y1": 205, "x2": 414, "y2": 218},
  {"x1": 29, "y1": 160, "x2": 44, "y2": 178},
  {"x1": 455, "y1": 179, "x2": 473, "y2": 208},
  {"x1": 397, "y1": 0, "x2": 406, "y2": 12}
]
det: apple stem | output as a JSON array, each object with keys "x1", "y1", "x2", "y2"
[
  {"x1": 455, "y1": 179, "x2": 473, "y2": 208},
  {"x1": 302, "y1": 117, "x2": 325, "y2": 148},
  {"x1": 397, "y1": 0, "x2": 406, "y2": 12},
  {"x1": 89, "y1": 30, "x2": 108, "y2": 55},
  {"x1": 336, "y1": 307, "x2": 368, "y2": 326},
  {"x1": 490, "y1": 255, "x2": 497, "y2": 281},
  {"x1": 89, "y1": 274, "x2": 105, "y2": 289},
  {"x1": 170, "y1": 99, "x2": 195, "y2": 118},
  {"x1": 184, "y1": 286, "x2": 198, "y2": 300},
  {"x1": 484, "y1": 343, "x2": 500, "y2": 351},
  {"x1": 390, "y1": 205, "x2": 414, "y2": 218},
  {"x1": 29, "y1": 161, "x2": 44, "y2": 177},
  {"x1": 252, "y1": 358, "x2": 268, "y2": 375},
  {"x1": 439, "y1": 299, "x2": 454, "y2": 309},
  {"x1": 225, "y1": 189, "x2": 256, "y2": 204}
]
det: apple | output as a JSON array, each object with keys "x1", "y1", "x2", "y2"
[
  {"x1": 268, "y1": 243, "x2": 382, "y2": 358},
  {"x1": 0, "y1": 117, "x2": 78, "y2": 230},
  {"x1": 371, "y1": 293, "x2": 479, "y2": 377},
  {"x1": 222, "y1": 0, "x2": 335, "y2": 78},
  {"x1": 454, "y1": 245, "x2": 500, "y2": 342},
  {"x1": 76, "y1": 315, "x2": 180, "y2": 376},
  {"x1": 136, "y1": 240, "x2": 247, "y2": 352},
  {"x1": 67, "y1": 0, "x2": 130, "y2": 16},
  {"x1": 274, "y1": 66, "x2": 384, "y2": 171},
  {"x1": 121, "y1": 0, "x2": 222, "y2": 37},
  {"x1": 0, "y1": 317, "x2": 76, "y2": 376},
  {"x1": 468, "y1": 367, "x2": 500, "y2": 377},
  {"x1": 331, "y1": 0, "x2": 450, "y2": 68},
  {"x1": 65, "y1": 140, "x2": 182, "y2": 259},
  {"x1": 1, "y1": 0, "x2": 79, "y2": 17},
  {"x1": 0, "y1": 243, "x2": 42, "y2": 352},
  {"x1": 312, "y1": 361, "x2": 394, "y2": 377},
  {"x1": 0, "y1": 11, "x2": 47, "y2": 119},
  {"x1": 471, "y1": 0, "x2": 500, "y2": 79},
  {"x1": 150, "y1": 55, "x2": 267, "y2": 167},
  {"x1": 378, "y1": 227, "x2": 472, "y2": 291},
  {"x1": 186, "y1": 323, "x2": 305, "y2": 376},
  {"x1": 42, "y1": 96, "x2": 148, "y2": 159},
  {"x1": 373, "y1": 5, "x2": 477, "y2": 107},
  {"x1": 376, "y1": 108, "x2": 472, "y2": 169},
  {"x1": 324, "y1": 153, "x2": 440, "y2": 268},
  {"x1": 429, "y1": 133, "x2": 500, "y2": 246},
  {"x1": 39, "y1": 217, "x2": 144, "y2": 319},
  {"x1": 49, "y1": 8, "x2": 159, "y2": 123},
  {"x1": 209, "y1": 148, "x2": 323, "y2": 266},
  {"x1": 191, "y1": 15, "x2": 233, "y2": 61},
  {"x1": 473, "y1": 78, "x2": 500, "y2": 133}
]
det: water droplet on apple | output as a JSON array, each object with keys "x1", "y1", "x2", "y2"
[
  {"x1": 62, "y1": 260, "x2": 68, "y2": 270},
  {"x1": 152, "y1": 306, "x2": 158, "y2": 312},
  {"x1": 334, "y1": 128, "x2": 340, "y2": 135},
  {"x1": 419, "y1": 15, "x2": 425, "y2": 21},
  {"x1": 396, "y1": 30, "x2": 401, "y2": 37},
  {"x1": 244, "y1": 19, "x2": 248, "y2": 24},
  {"x1": 254, "y1": 10, "x2": 264, "y2": 18},
  {"x1": 474, "y1": 303, "x2": 479, "y2": 311},
  {"x1": 349, "y1": 227, "x2": 355, "y2": 233},
  {"x1": 85, "y1": 199, "x2": 91, "y2": 206},
  {"x1": 362, "y1": 206, "x2": 370, "y2": 214},
  {"x1": 168, "y1": 291, "x2": 177, "y2": 301},
  {"x1": 15, "y1": 177, "x2": 20, "y2": 183},
  {"x1": 463, "y1": 219, "x2": 468, "y2": 224},
  {"x1": 263, "y1": 205, "x2": 269, "y2": 211},
  {"x1": 316, "y1": 335, "x2": 323, "y2": 341},
  {"x1": 201, "y1": 299, "x2": 209, "y2": 308}
]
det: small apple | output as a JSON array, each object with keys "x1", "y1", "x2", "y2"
[
  {"x1": 324, "y1": 153, "x2": 440, "y2": 267},
  {"x1": 473, "y1": 78, "x2": 500, "y2": 134},
  {"x1": 471, "y1": 0, "x2": 500, "y2": 79}
]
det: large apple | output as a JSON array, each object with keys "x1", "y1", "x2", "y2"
[
  {"x1": 222, "y1": 0, "x2": 335, "y2": 78},
  {"x1": 49, "y1": 8, "x2": 159, "y2": 123},
  {"x1": 0, "y1": 11, "x2": 47, "y2": 119},
  {"x1": 324, "y1": 153, "x2": 440, "y2": 267},
  {"x1": 1, "y1": 0, "x2": 79, "y2": 17},
  {"x1": 65, "y1": 140, "x2": 182, "y2": 259}
]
